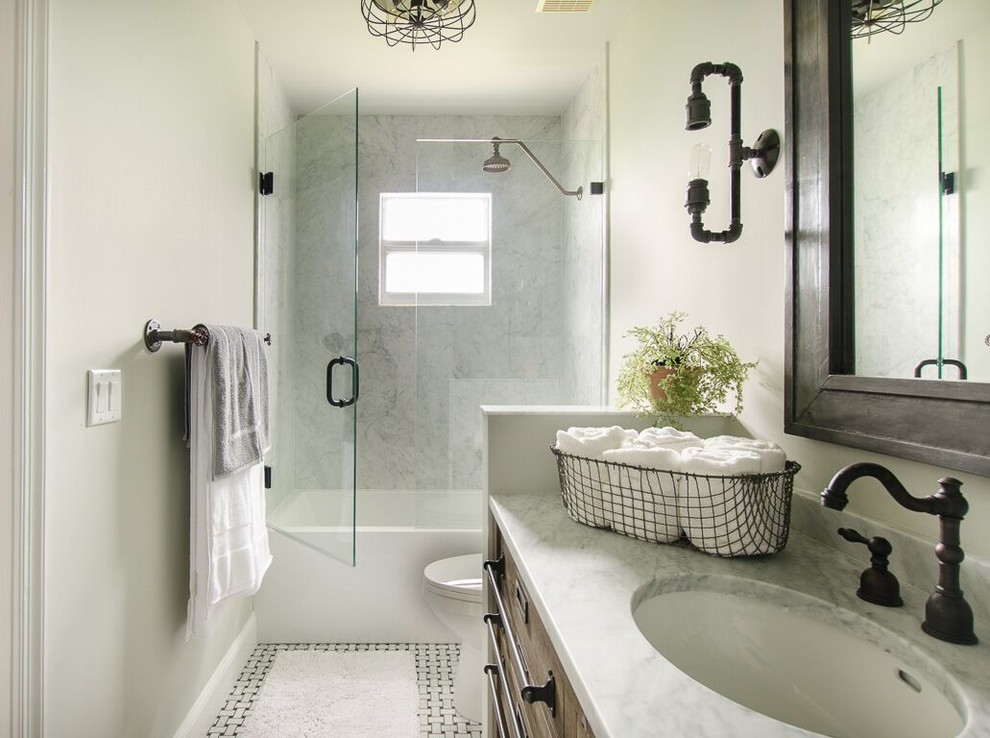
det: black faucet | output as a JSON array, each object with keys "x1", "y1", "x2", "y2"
[{"x1": 822, "y1": 462, "x2": 978, "y2": 645}]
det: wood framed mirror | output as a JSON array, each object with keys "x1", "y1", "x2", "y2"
[{"x1": 783, "y1": 0, "x2": 990, "y2": 476}]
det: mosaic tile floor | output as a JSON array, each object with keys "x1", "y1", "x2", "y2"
[{"x1": 208, "y1": 643, "x2": 483, "y2": 737}]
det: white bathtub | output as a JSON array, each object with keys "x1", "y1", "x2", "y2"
[{"x1": 254, "y1": 488, "x2": 484, "y2": 643}]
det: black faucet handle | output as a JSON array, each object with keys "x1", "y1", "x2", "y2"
[
  {"x1": 838, "y1": 526, "x2": 868, "y2": 545},
  {"x1": 837, "y1": 528, "x2": 903, "y2": 607},
  {"x1": 838, "y1": 527, "x2": 892, "y2": 559}
]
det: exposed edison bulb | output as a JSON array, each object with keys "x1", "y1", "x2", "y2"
[{"x1": 688, "y1": 143, "x2": 712, "y2": 180}]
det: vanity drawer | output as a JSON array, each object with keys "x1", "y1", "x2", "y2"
[
  {"x1": 504, "y1": 630, "x2": 559, "y2": 738},
  {"x1": 503, "y1": 548, "x2": 564, "y2": 737},
  {"x1": 562, "y1": 678, "x2": 594, "y2": 738},
  {"x1": 486, "y1": 553, "x2": 559, "y2": 737},
  {"x1": 488, "y1": 523, "x2": 596, "y2": 738}
]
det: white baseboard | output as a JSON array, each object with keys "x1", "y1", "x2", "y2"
[{"x1": 172, "y1": 613, "x2": 258, "y2": 738}]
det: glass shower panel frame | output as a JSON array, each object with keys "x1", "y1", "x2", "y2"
[
  {"x1": 261, "y1": 88, "x2": 360, "y2": 566},
  {"x1": 936, "y1": 83, "x2": 963, "y2": 378}
]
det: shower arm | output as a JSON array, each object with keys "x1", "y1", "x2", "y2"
[
  {"x1": 418, "y1": 137, "x2": 584, "y2": 200},
  {"x1": 499, "y1": 139, "x2": 583, "y2": 200}
]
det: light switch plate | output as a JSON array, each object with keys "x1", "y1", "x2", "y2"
[{"x1": 87, "y1": 369, "x2": 121, "y2": 426}]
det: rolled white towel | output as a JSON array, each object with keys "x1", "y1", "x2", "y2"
[
  {"x1": 679, "y1": 447, "x2": 765, "y2": 556},
  {"x1": 702, "y1": 435, "x2": 787, "y2": 473},
  {"x1": 560, "y1": 458, "x2": 616, "y2": 530},
  {"x1": 681, "y1": 446, "x2": 762, "y2": 477},
  {"x1": 602, "y1": 445, "x2": 682, "y2": 471},
  {"x1": 555, "y1": 427, "x2": 636, "y2": 530},
  {"x1": 555, "y1": 426, "x2": 638, "y2": 460},
  {"x1": 637, "y1": 426, "x2": 704, "y2": 453},
  {"x1": 603, "y1": 446, "x2": 681, "y2": 543}
]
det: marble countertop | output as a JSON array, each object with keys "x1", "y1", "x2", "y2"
[{"x1": 489, "y1": 493, "x2": 990, "y2": 738}]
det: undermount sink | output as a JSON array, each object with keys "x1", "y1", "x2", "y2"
[{"x1": 632, "y1": 576, "x2": 966, "y2": 737}]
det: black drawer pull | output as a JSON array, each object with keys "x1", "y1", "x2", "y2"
[
  {"x1": 520, "y1": 677, "x2": 556, "y2": 710},
  {"x1": 484, "y1": 557, "x2": 557, "y2": 716}
]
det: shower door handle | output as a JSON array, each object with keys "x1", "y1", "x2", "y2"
[{"x1": 326, "y1": 356, "x2": 359, "y2": 407}]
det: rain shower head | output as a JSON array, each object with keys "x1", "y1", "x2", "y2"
[
  {"x1": 482, "y1": 139, "x2": 512, "y2": 173},
  {"x1": 481, "y1": 136, "x2": 582, "y2": 199}
]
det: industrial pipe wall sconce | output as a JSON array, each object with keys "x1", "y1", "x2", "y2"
[{"x1": 684, "y1": 62, "x2": 780, "y2": 243}]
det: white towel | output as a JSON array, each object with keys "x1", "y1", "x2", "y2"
[
  {"x1": 555, "y1": 426, "x2": 638, "y2": 459},
  {"x1": 566, "y1": 457, "x2": 616, "y2": 530},
  {"x1": 679, "y1": 447, "x2": 764, "y2": 556},
  {"x1": 602, "y1": 444, "x2": 683, "y2": 471},
  {"x1": 636, "y1": 426, "x2": 704, "y2": 453},
  {"x1": 681, "y1": 446, "x2": 762, "y2": 475},
  {"x1": 208, "y1": 465, "x2": 270, "y2": 604},
  {"x1": 703, "y1": 435, "x2": 787, "y2": 473},
  {"x1": 187, "y1": 342, "x2": 272, "y2": 640},
  {"x1": 603, "y1": 445, "x2": 682, "y2": 543}
]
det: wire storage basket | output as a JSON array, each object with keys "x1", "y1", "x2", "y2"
[{"x1": 551, "y1": 445, "x2": 800, "y2": 557}]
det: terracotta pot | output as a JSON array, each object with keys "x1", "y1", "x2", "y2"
[{"x1": 648, "y1": 366, "x2": 701, "y2": 404}]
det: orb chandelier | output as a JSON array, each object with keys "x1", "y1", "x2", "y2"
[
  {"x1": 850, "y1": 0, "x2": 943, "y2": 39},
  {"x1": 361, "y1": 0, "x2": 477, "y2": 50}
]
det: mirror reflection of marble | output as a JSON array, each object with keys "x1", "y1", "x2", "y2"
[{"x1": 852, "y1": 1, "x2": 990, "y2": 381}]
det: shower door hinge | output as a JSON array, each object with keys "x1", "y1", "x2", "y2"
[
  {"x1": 941, "y1": 171, "x2": 955, "y2": 195},
  {"x1": 264, "y1": 465, "x2": 272, "y2": 489},
  {"x1": 259, "y1": 171, "x2": 274, "y2": 196}
]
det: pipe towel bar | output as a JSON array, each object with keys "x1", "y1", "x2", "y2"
[{"x1": 144, "y1": 319, "x2": 271, "y2": 353}]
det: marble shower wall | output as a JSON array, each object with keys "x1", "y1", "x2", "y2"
[{"x1": 853, "y1": 44, "x2": 960, "y2": 379}]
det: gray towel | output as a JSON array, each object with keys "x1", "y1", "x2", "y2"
[{"x1": 200, "y1": 324, "x2": 270, "y2": 479}]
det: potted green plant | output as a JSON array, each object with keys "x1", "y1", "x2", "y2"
[{"x1": 616, "y1": 311, "x2": 757, "y2": 428}]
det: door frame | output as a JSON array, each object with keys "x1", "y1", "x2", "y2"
[{"x1": 10, "y1": 0, "x2": 48, "y2": 733}]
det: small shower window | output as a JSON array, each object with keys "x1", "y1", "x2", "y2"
[{"x1": 379, "y1": 192, "x2": 492, "y2": 306}]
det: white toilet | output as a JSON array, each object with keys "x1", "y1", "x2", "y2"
[{"x1": 422, "y1": 553, "x2": 484, "y2": 723}]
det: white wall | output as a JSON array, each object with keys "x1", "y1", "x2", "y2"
[
  {"x1": 1, "y1": 0, "x2": 17, "y2": 730},
  {"x1": 608, "y1": 0, "x2": 990, "y2": 557},
  {"x1": 45, "y1": 1, "x2": 257, "y2": 735}
]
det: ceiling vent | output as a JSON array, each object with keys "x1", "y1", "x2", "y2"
[{"x1": 536, "y1": 0, "x2": 598, "y2": 12}]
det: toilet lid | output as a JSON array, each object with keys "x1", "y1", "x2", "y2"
[{"x1": 424, "y1": 553, "x2": 483, "y2": 602}]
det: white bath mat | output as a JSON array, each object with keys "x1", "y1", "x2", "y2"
[{"x1": 239, "y1": 649, "x2": 419, "y2": 737}]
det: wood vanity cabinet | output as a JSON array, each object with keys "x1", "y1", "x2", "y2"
[{"x1": 486, "y1": 520, "x2": 596, "y2": 738}]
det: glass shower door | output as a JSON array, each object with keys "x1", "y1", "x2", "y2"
[{"x1": 260, "y1": 89, "x2": 359, "y2": 565}]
